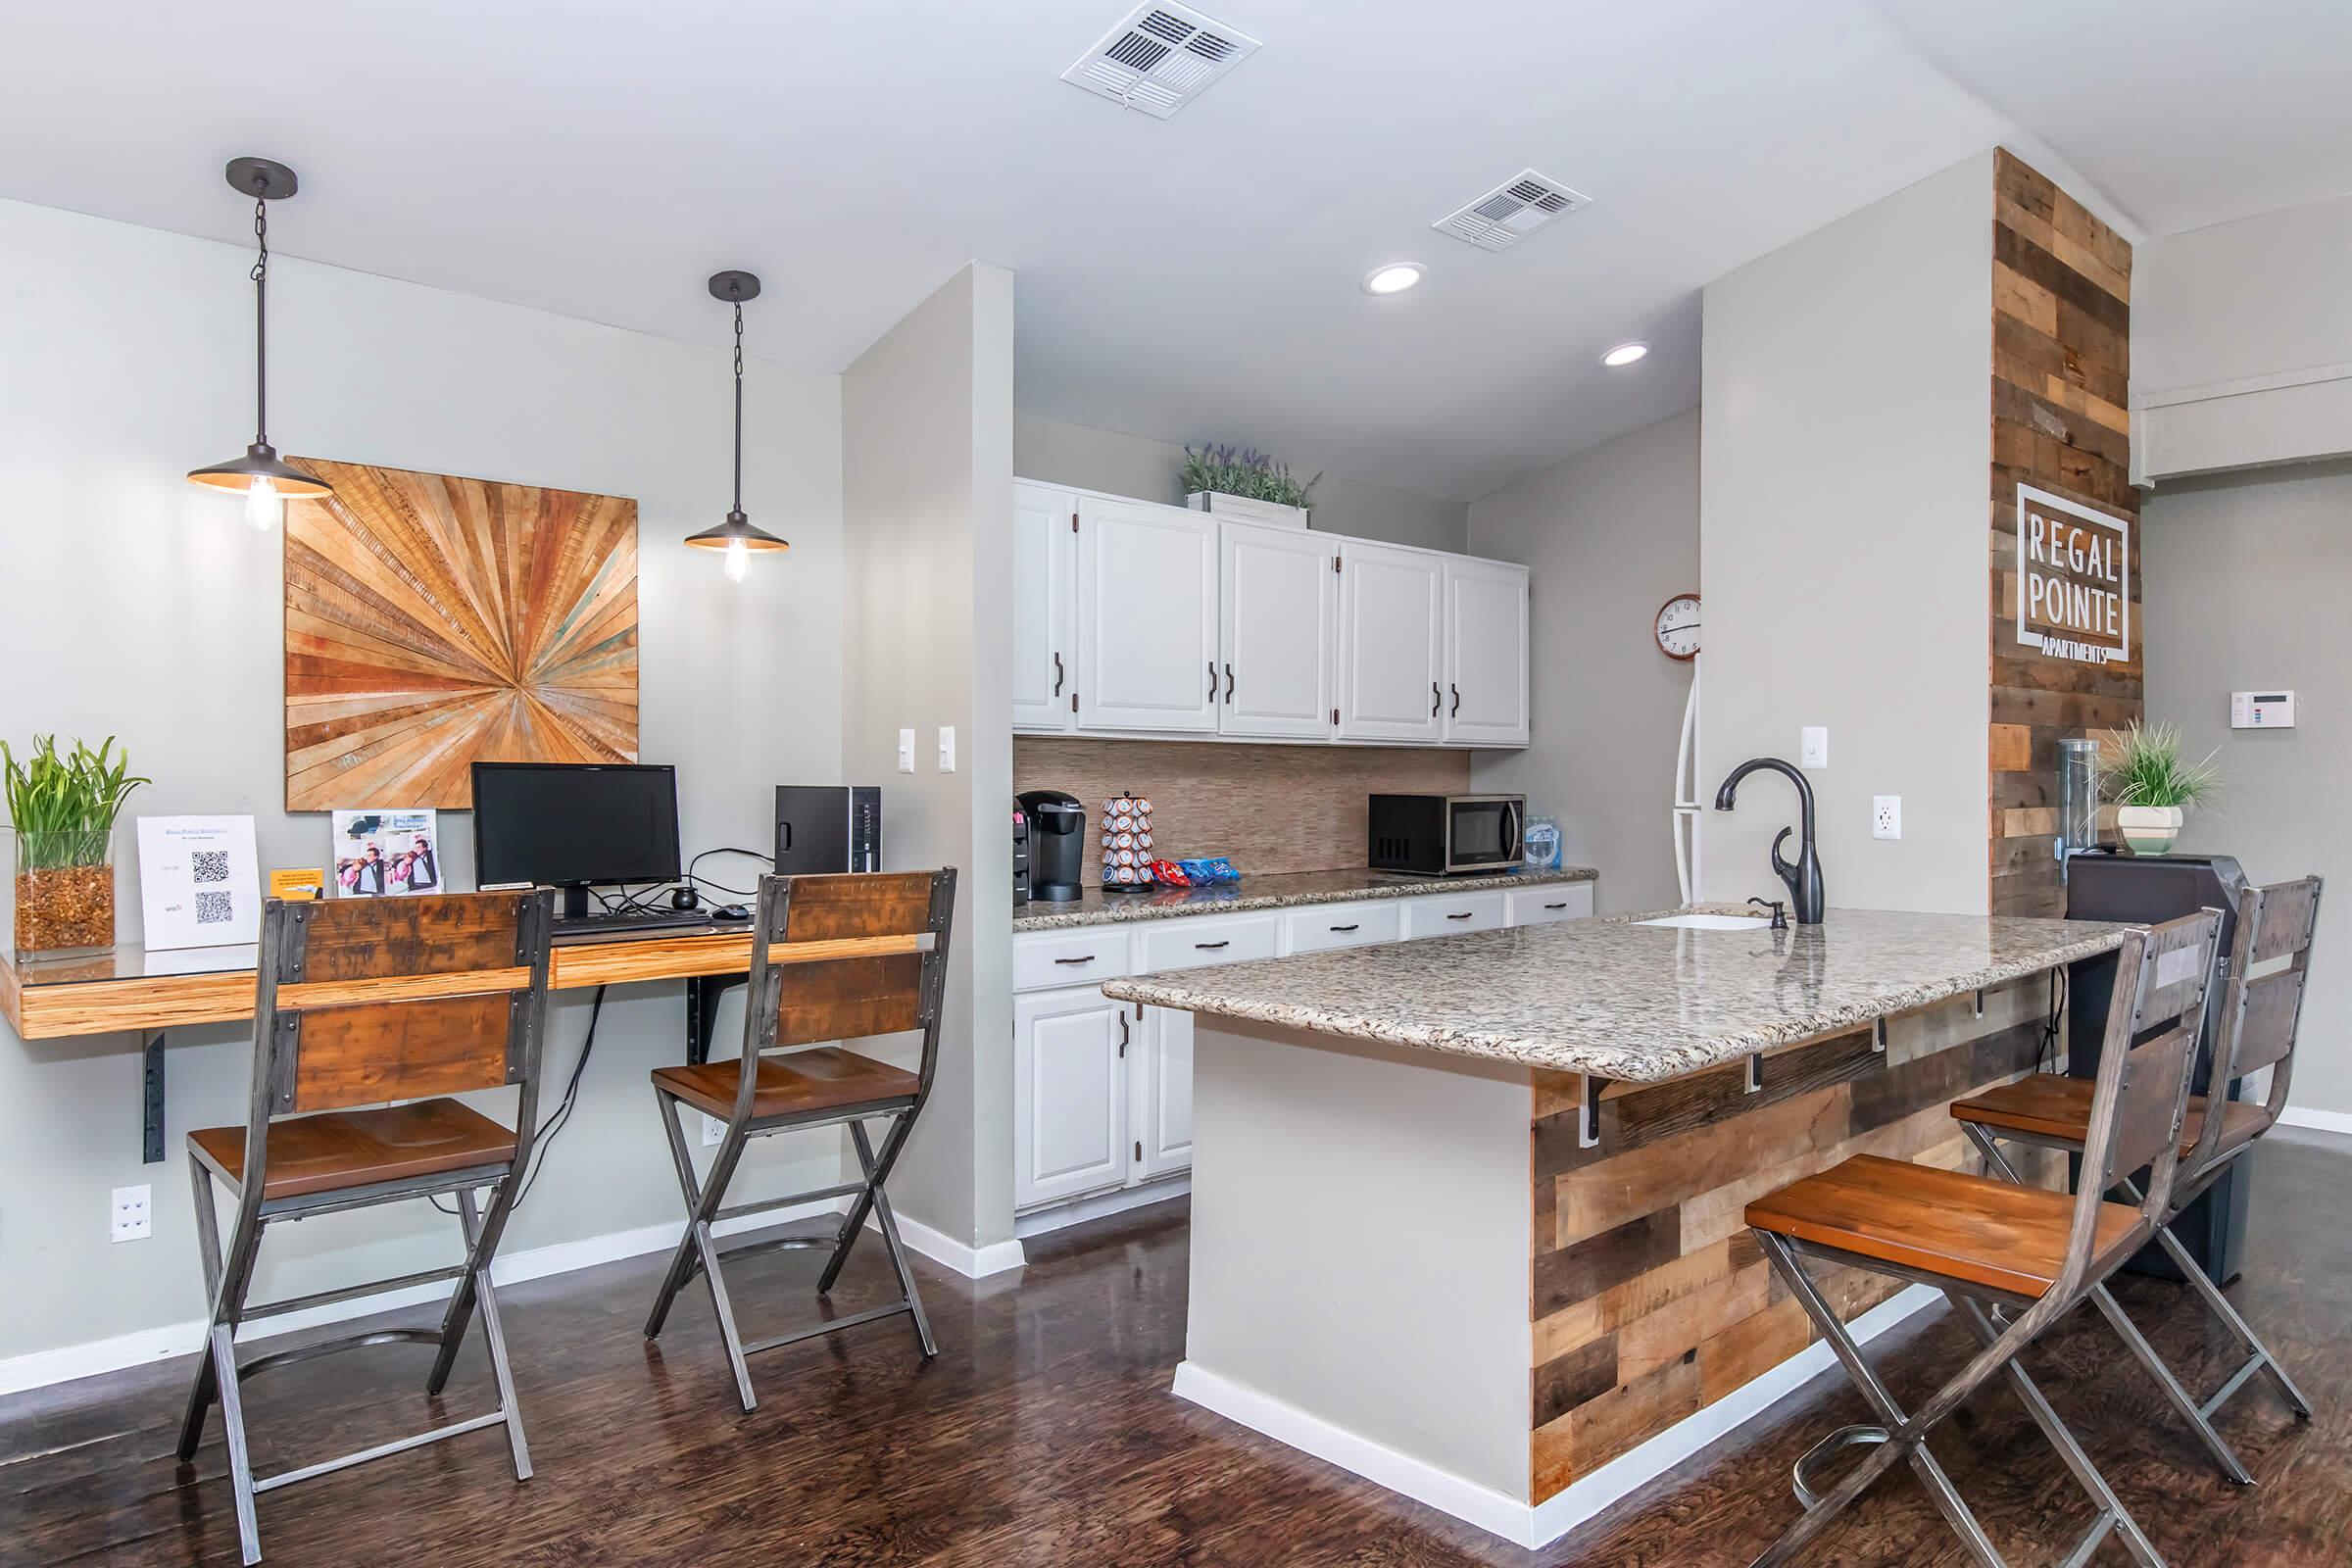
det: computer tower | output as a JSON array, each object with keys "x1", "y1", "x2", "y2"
[{"x1": 774, "y1": 785, "x2": 881, "y2": 875}]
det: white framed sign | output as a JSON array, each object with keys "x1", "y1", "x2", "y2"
[
  {"x1": 2015, "y1": 483, "x2": 2130, "y2": 665},
  {"x1": 136, "y1": 815, "x2": 262, "y2": 950}
]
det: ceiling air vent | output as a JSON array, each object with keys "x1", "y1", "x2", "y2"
[
  {"x1": 1061, "y1": 3, "x2": 1262, "y2": 120},
  {"x1": 1432, "y1": 170, "x2": 1592, "y2": 252}
]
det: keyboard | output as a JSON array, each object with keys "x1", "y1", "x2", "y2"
[{"x1": 552, "y1": 908, "x2": 724, "y2": 939}]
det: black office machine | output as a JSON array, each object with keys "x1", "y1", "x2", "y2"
[
  {"x1": 774, "y1": 785, "x2": 881, "y2": 875},
  {"x1": 2066, "y1": 850, "x2": 2254, "y2": 1284},
  {"x1": 1016, "y1": 789, "x2": 1085, "y2": 903}
]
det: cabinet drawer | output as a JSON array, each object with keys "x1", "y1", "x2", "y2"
[
  {"x1": 1400, "y1": 890, "x2": 1507, "y2": 938},
  {"x1": 1012, "y1": 928, "x2": 1133, "y2": 993},
  {"x1": 1135, "y1": 911, "x2": 1281, "y2": 974},
  {"x1": 1283, "y1": 902, "x2": 1404, "y2": 953},
  {"x1": 1507, "y1": 883, "x2": 1593, "y2": 926}
]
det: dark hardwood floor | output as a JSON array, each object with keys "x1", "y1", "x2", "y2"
[{"x1": 7, "y1": 1134, "x2": 2349, "y2": 1566}]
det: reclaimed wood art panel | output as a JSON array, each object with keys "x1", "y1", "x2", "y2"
[{"x1": 284, "y1": 460, "x2": 638, "y2": 811}]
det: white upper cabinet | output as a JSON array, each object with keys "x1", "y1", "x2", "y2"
[
  {"x1": 1442, "y1": 557, "x2": 1530, "y2": 747},
  {"x1": 1075, "y1": 496, "x2": 1220, "y2": 733},
  {"x1": 1011, "y1": 482, "x2": 1076, "y2": 732},
  {"x1": 1218, "y1": 521, "x2": 1336, "y2": 739},
  {"x1": 1336, "y1": 540, "x2": 1446, "y2": 743}
]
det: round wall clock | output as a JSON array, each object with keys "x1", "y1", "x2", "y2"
[{"x1": 1654, "y1": 593, "x2": 1701, "y2": 661}]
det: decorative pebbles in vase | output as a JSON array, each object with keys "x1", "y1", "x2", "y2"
[
  {"x1": 2101, "y1": 720, "x2": 2217, "y2": 857},
  {"x1": 4, "y1": 735, "x2": 146, "y2": 953}
]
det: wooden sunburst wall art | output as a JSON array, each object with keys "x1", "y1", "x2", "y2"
[{"x1": 284, "y1": 459, "x2": 640, "y2": 811}]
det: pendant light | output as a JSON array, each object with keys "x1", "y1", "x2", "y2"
[
  {"x1": 684, "y1": 270, "x2": 788, "y2": 581},
  {"x1": 186, "y1": 158, "x2": 332, "y2": 529}
]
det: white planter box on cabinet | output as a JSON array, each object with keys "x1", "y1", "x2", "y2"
[
  {"x1": 1218, "y1": 521, "x2": 1336, "y2": 739},
  {"x1": 1075, "y1": 496, "x2": 1220, "y2": 733},
  {"x1": 1011, "y1": 482, "x2": 1077, "y2": 732},
  {"x1": 1443, "y1": 557, "x2": 1530, "y2": 747},
  {"x1": 1336, "y1": 540, "x2": 1446, "y2": 743}
]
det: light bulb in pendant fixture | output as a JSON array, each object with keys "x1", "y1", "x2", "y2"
[
  {"x1": 683, "y1": 270, "x2": 789, "y2": 579},
  {"x1": 187, "y1": 158, "x2": 332, "y2": 527}
]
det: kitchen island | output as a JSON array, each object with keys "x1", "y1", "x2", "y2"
[{"x1": 1101, "y1": 906, "x2": 2135, "y2": 1548}]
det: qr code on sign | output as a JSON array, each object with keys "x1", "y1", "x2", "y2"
[
  {"x1": 192, "y1": 851, "x2": 231, "y2": 885},
  {"x1": 195, "y1": 891, "x2": 234, "y2": 926}
]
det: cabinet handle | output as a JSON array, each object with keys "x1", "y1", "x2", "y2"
[
  {"x1": 1544, "y1": 902, "x2": 1569, "y2": 910},
  {"x1": 1431, "y1": 681, "x2": 1441, "y2": 716},
  {"x1": 1117, "y1": 1011, "x2": 1129, "y2": 1055},
  {"x1": 1330, "y1": 923, "x2": 1359, "y2": 933},
  {"x1": 1225, "y1": 662, "x2": 1235, "y2": 702},
  {"x1": 1209, "y1": 660, "x2": 1218, "y2": 700},
  {"x1": 1446, "y1": 910, "x2": 1474, "y2": 921},
  {"x1": 1052, "y1": 652, "x2": 1064, "y2": 697},
  {"x1": 1194, "y1": 939, "x2": 1230, "y2": 950},
  {"x1": 1450, "y1": 682, "x2": 1461, "y2": 717},
  {"x1": 1053, "y1": 955, "x2": 1097, "y2": 965}
]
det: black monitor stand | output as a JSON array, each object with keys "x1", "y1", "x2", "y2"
[{"x1": 562, "y1": 883, "x2": 595, "y2": 922}]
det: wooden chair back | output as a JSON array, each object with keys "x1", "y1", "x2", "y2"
[
  {"x1": 250, "y1": 891, "x2": 556, "y2": 1118},
  {"x1": 2061, "y1": 907, "x2": 2223, "y2": 1294},
  {"x1": 2193, "y1": 876, "x2": 2324, "y2": 1162},
  {"x1": 733, "y1": 869, "x2": 956, "y2": 1117}
]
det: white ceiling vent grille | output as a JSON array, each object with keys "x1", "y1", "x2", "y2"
[
  {"x1": 1432, "y1": 170, "x2": 1592, "y2": 252},
  {"x1": 1061, "y1": 3, "x2": 1262, "y2": 120}
]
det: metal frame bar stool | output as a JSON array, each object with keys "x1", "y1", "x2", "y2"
[
  {"x1": 1741, "y1": 907, "x2": 2223, "y2": 1568},
  {"x1": 643, "y1": 867, "x2": 955, "y2": 1410},
  {"x1": 176, "y1": 889, "x2": 555, "y2": 1565},
  {"x1": 1953, "y1": 876, "x2": 2322, "y2": 1484}
]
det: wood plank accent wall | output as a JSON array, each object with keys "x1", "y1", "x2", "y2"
[
  {"x1": 1524, "y1": 979, "x2": 2062, "y2": 1501},
  {"x1": 1012, "y1": 738, "x2": 1470, "y2": 880},
  {"x1": 1988, "y1": 151, "x2": 2141, "y2": 915}
]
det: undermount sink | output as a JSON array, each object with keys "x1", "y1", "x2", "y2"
[{"x1": 1636, "y1": 913, "x2": 1773, "y2": 931}]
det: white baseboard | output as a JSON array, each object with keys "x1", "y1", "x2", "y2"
[
  {"x1": 0, "y1": 1199, "x2": 845, "y2": 1399},
  {"x1": 2278, "y1": 1106, "x2": 2352, "y2": 1138},
  {"x1": 1015, "y1": 1177, "x2": 1189, "y2": 1240},
  {"x1": 882, "y1": 1208, "x2": 1026, "y2": 1278},
  {"x1": 1174, "y1": 1283, "x2": 1942, "y2": 1550}
]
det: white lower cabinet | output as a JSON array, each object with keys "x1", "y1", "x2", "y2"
[{"x1": 1011, "y1": 881, "x2": 1592, "y2": 1215}]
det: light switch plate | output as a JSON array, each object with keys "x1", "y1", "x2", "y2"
[
  {"x1": 1801, "y1": 726, "x2": 1829, "y2": 768},
  {"x1": 937, "y1": 725, "x2": 956, "y2": 773},
  {"x1": 896, "y1": 728, "x2": 915, "y2": 773},
  {"x1": 1872, "y1": 796, "x2": 1901, "y2": 840}
]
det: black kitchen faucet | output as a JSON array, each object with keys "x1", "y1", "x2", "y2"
[{"x1": 1714, "y1": 757, "x2": 1826, "y2": 925}]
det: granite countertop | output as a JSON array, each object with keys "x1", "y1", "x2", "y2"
[
  {"x1": 1100, "y1": 907, "x2": 2136, "y2": 1083},
  {"x1": 1011, "y1": 865, "x2": 1597, "y2": 932}
]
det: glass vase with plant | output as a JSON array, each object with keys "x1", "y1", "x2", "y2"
[
  {"x1": 4, "y1": 735, "x2": 146, "y2": 952},
  {"x1": 1180, "y1": 443, "x2": 1321, "y2": 516},
  {"x1": 2100, "y1": 719, "x2": 2218, "y2": 856}
]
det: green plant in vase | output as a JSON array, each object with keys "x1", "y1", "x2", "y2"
[
  {"x1": 2099, "y1": 720, "x2": 2218, "y2": 856},
  {"x1": 1180, "y1": 443, "x2": 1322, "y2": 514},
  {"x1": 4, "y1": 735, "x2": 147, "y2": 951}
]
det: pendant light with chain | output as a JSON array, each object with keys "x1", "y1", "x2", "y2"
[
  {"x1": 186, "y1": 158, "x2": 332, "y2": 528},
  {"x1": 684, "y1": 270, "x2": 788, "y2": 580}
]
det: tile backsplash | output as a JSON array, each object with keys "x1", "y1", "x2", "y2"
[{"x1": 1013, "y1": 737, "x2": 1472, "y2": 881}]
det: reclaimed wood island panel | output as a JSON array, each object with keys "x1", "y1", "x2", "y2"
[{"x1": 1104, "y1": 908, "x2": 2131, "y2": 1549}]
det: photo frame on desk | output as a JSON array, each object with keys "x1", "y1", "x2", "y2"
[
  {"x1": 136, "y1": 815, "x2": 262, "y2": 950},
  {"x1": 330, "y1": 808, "x2": 444, "y2": 898}
]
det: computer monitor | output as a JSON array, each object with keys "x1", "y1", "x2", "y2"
[{"x1": 471, "y1": 761, "x2": 682, "y2": 918}]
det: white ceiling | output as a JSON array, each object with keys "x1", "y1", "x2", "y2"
[{"x1": 1, "y1": 1, "x2": 2344, "y2": 503}]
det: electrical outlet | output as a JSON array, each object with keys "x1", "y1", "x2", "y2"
[
  {"x1": 702, "y1": 1114, "x2": 727, "y2": 1147},
  {"x1": 111, "y1": 1184, "x2": 152, "y2": 1244},
  {"x1": 896, "y1": 728, "x2": 915, "y2": 774},
  {"x1": 1873, "y1": 796, "x2": 1902, "y2": 840},
  {"x1": 1801, "y1": 726, "x2": 1829, "y2": 768},
  {"x1": 937, "y1": 724, "x2": 956, "y2": 773}
]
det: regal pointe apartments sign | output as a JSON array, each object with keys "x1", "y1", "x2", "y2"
[{"x1": 2015, "y1": 483, "x2": 2130, "y2": 665}]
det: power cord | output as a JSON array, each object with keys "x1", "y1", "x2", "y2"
[
  {"x1": 513, "y1": 983, "x2": 608, "y2": 1209},
  {"x1": 2037, "y1": 965, "x2": 2068, "y2": 1074},
  {"x1": 686, "y1": 846, "x2": 774, "y2": 900}
]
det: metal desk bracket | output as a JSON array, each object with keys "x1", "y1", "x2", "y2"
[
  {"x1": 1578, "y1": 1075, "x2": 1608, "y2": 1149},
  {"x1": 142, "y1": 1030, "x2": 167, "y2": 1163},
  {"x1": 686, "y1": 973, "x2": 749, "y2": 1066}
]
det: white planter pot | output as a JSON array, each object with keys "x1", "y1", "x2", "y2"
[
  {"x1": 2116, "y1": 805, "x2": 2184, "y2": 856},
  {"x1": 1185, "y1": 491, "x2": 1309, "y2": 530}
]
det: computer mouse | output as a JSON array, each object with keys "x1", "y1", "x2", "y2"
[{"x1": 712, "y1": 904, "x2": 750, "y2": 921}]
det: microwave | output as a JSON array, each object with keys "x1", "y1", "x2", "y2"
[{"x1": 1367, "y1": 794, "x2": 1525, "y2": 876}]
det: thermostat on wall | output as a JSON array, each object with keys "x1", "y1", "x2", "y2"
[{"x1": 2230, "y1": 691, "x2": 2296, "y2": 728}]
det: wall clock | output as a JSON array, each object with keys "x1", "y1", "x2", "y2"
[{"x1": 1654, "y1": 593, "x2": 1701, "y2": 661}]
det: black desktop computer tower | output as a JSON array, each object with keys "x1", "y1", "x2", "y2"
[{"x1": 775, "y1": 786, "x2": 881, "y2": 875}]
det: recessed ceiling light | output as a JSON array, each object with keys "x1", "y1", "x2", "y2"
[
  {"x1": 1362, "y1": 263, "x2": 1425, "y2": 296},
  {"x1": 1600, "y1": 341, "x2": 1650, "y2": 368}
]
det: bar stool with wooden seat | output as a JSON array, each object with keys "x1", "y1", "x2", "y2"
[
  {"x1": 176, "y1": 889, "x2": 556, "y2": 1566},
  {"x1": 1952, "y1": 875, "x2": 2322, "y2": 1485},
  {"x1": 1740, "y1": 907, "x2": 2223, "y2": 1568},
  {"x1": 643, "y1": 867, "x2": 955, "y2": 1410}
]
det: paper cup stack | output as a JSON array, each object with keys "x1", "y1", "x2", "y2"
[{"x1": 1100, "y1": 793, "x2": 1155, "y2": 890}]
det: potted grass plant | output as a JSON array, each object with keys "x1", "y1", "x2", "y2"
[
  {"x1": 1181, "y1": 443, "x2": 1321, "y2": 529},
  {"x1": 2101, "y1": 720, "x2": 2218, "y2": 856},
  {"x1": 4, "y1": 735, "x2": 146, "y2": 952}
]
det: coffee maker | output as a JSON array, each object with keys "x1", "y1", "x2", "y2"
[{"x1": 1015, "y1": 789, "x2": 1085, "y2": 903}]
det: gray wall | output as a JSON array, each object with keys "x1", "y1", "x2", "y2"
[
  {"x1": 2134, "y1": 194, "x2": 2352, "y2": 481},
  {"x1": 1013, "y1": 413, "x2": 1467, "y2": 553},
  {"x1": 1468, "y1": 410, "x2": 1698, "y2": 913},
  {"x1": 0, "y1": 197, "x2": 847, "y2": 1369},
  {"x1": 1698, "y1": 155, "x2": 1992, "y2": 916},
  {"x1": 844, "y1": 266, "x2": 1018, "y2": 1251},
  {"x1": 2142, "y1": 460, "x2": 2352, "y2": 1121}
]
